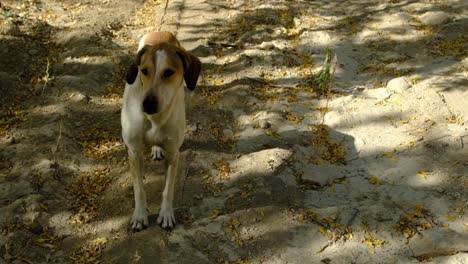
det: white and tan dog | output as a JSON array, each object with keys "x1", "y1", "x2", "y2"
[{"x1": 121, "y1": 32, "x2": 201, "y2": 230}]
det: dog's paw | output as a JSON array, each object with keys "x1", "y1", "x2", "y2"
[
  {"x1": 151, "y1": 146, "x2": 165, "y2": 161},
  {"x1": 131, "y1": 208, "x2": 148, "y2": 231},
  {"x1": 157, "y1": 205, "x2": 176, "y2": 229}
]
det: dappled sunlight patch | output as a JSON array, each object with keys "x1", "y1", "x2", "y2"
[{"x1": 229, "y1": 148, "x2": 292, "y2": 182}]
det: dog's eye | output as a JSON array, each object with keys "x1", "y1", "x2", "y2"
[
  {"x1": 141, "y1": 68, "x2": 148, "y2": 76},
  {"x1": 162, "y1": 69, "x2": 174, "y2": 78}
]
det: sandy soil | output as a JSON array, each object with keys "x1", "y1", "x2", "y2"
[{"x1": 0, "y1": 0, "x2": 467, "y2": 263}]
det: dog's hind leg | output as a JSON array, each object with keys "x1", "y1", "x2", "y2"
[
  {"x1": 157, "y1": 151, "x2": 179, "y2": 229},
  {"x1": 128, "y1": 147, "x2": 148, "y2": 231}
]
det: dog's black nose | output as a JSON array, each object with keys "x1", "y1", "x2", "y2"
[{"x1": 142, "y1": 95, "x2": 158, "y2": 114}]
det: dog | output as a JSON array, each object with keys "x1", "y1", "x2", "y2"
[{"x1": 121, "y1": 31, "x2": 201, "y2": 230}]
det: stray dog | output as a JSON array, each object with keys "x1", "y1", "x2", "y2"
[{"x1": 121, "y1": 31, "x2": 201, "y2": 230}]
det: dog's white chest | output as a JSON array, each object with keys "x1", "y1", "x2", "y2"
[{"x1": 145, "y1": 123, "x2": 165, "y2": 145}]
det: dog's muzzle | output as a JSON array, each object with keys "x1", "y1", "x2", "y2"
[{"x1": 142, "y1": 95, "x2": 158, "y2": 114}]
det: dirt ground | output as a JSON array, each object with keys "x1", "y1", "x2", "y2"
[{"x1": 0, "y1": 0, "x2": 467, "y2": 263}]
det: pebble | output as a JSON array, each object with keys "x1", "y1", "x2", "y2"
[
  {"x1": 386, "y1": 76, "x2": 411, "y2": 93},
  {"x1": 28, "y1": 49, "x2": 39, "y2": 56},
  {"x1": 29, "y1": 221, "x2": 43, "y2": 234},
  {"x1": 419, "y1": 11, "x2": 450, "y2": 26},
  {"x1": 34, "y1": 84, "x2": 43, "y2": 94},
  {"x1": 7, "y1": 136, "x2": 16, "y2": 145},
  {"x1": 258, "y1": 119, "x2": 271, "y2": 129},
  {"x1": 461, "y1": 57, "x2": 468, "y2": 68},
  {"x1": 223, "y1": 129, "x2": 234, "y2": 138},
  {"x1": 70, "y1": 92, "x2": 91, "y2": 103},
  {"x1": 259, "y1": 42, "x2": 274, "y2": 50}
]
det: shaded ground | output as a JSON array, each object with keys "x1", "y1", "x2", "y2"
[{"x1": 0, "y1": 0, "x2": 467, "y2": 263}]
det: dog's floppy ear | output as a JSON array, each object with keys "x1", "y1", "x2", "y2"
[
  {"x1": 126, "y1": 63, "x2": 138, "y2": 84},
  {"x1": 126, "y1": 46, "x2": 149, "y2": 85},
  {"x1": 177, "y1": 49, "x2": 201, "y2": 90}
]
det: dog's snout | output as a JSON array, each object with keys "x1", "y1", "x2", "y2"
[{"x1": 142, "y1": 95, "x2": 158, "y2": 114}]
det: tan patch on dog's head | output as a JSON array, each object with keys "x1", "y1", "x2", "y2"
[{"x1": 137, "y1": 44, "x2": 185, "y2": 92}]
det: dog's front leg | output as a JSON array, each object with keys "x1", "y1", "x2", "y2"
[
  {"x1": 128, "y1": 147, "x2": 148, "y2": 231},
  {"x1": 157, "y1": 150, "x2": 179, "y2": 229}
]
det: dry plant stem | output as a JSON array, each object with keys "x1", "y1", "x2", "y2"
[
  {"x1": 41, "y1": 58, "x2": 50, "y2": 96},
  {"x1": 320, "y1": 52, "x2": 337, "y2": 126},
  {"x1": 52, "y1": 118, "x2": 63, "y2": 155},
  {"x1": 157, "y1": 0, "x2": 170, "y2": 31}
]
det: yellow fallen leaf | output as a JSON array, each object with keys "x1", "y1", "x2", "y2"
[
  {"x1": 377, "y1": 149, "x2": 396, "y2": 158},
  {"x1": 369, "y1": 177, "x2": 382, "y2": 186},
  {"x1": 417, "y1": 171, "x2": 430, "y2": 179},
  {"x1": 446, "y1": 215, "x2": 457, "y2": 221},
  {"x1": 265, "y1": 130, "x2": 284, "y2": 140},
  {"x1": 210, "y1": 209, "x2": 221, "y2": 219},
  {"x1": 319, "y1": 227, "x2": 327, "y2": 236},
  {"x1": 94, "y1": 237, "x2": 108, "y2": 244},
  {"x1": 40, "y1": 203, "x2": 48, "y2": 211},
  {"x1": 16, "y1": 257, "x2": 33, "y2": 264},
  {"x1": 240, "y1": 191, "x2": 251, "y2": 199}
]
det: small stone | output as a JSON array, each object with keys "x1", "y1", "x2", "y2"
[
  {"x1": 223, "y1": 129, "x2": 234, "y2": 138},
  {"x1": 461, "y1": 57, "x2": 468, "y2": 69},
  {"x1": 302, "y1": 164, "x2": 345, "y2": 186},
  {"x1": 386, "y1": 76, "x2": 411, "y2": 93},
  {"x1": 258, "y1": 119, "x2": 271, "y2": 129},
  {"x1": 419, "y1": 11, "x2": 450, "y2": 26},
  {"x1": 259, "y1": 42, "x2": 274, "y2": 50},
  {"x1": 70, "y1": 92, "x2": 90, "y2": 103},
  {"x1": 28, "y1": 49, "x2": 39, "y2": 56},
  {"x1": 34, "y1": 84, "x2": 43, "y2": 94},
  {"x1": 7, "y1": 136, "x2": 16, "y2": 145},
  {"x1": 29, "y1": 221, "x2": 43, "y2": 234}
]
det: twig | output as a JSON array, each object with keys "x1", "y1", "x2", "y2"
[
  {"x1": 207, "y1": 41, "x2": 238, "y2": 48},
  {"x1": 243, "y1": 76, "x2": 281, "y2": 88},
  {"x1": 319, "y1": 49, "x2": 337, "y2": 125},
  {"x1": 298, "y1": 209, "x2": 330, "y2": 229},
  {"x1": 51, "y1": 118, "x2": 63, "y2": 155},
  {"x1": 157, "y1": 0, "x2": 169, "y2": 31},
  {"x1": 0, "y1": 191, "x2": 52, "y2": 204},
  {"x1": 346, "y1": 208, "x2": 359, "y2": 227}
]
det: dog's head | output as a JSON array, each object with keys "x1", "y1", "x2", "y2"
[{"x1": 126, "y1": 43, "x2": 201, "y2": 115}]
